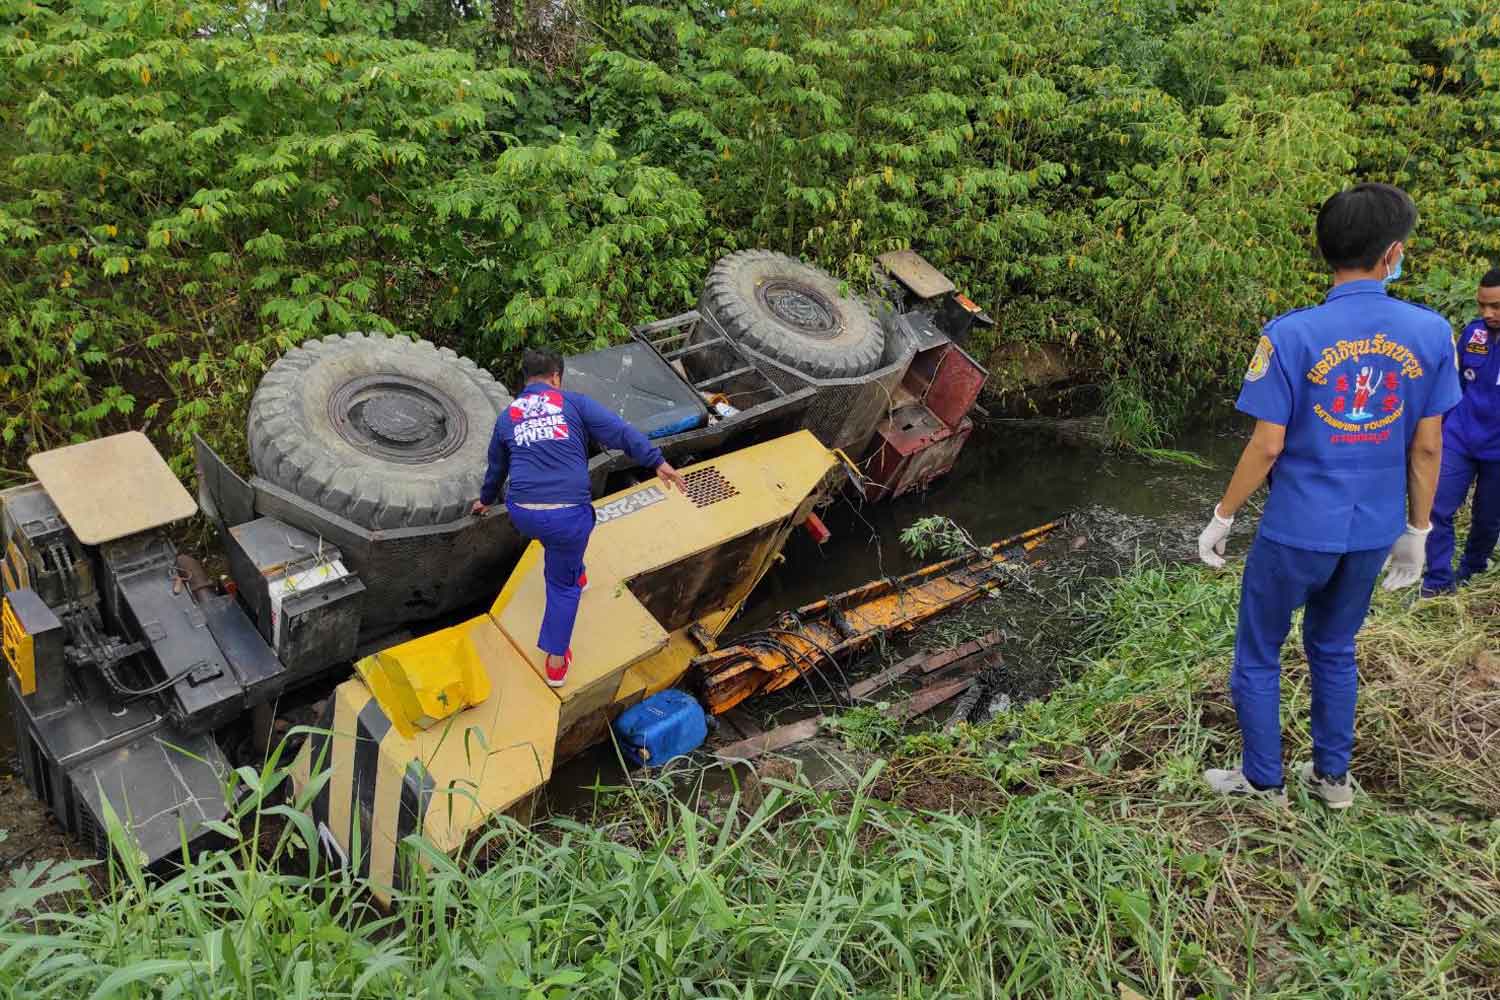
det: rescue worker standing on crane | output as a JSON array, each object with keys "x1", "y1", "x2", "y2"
[
  {"x1": 1422, "y1": 268, "x2": 1500, "y2": 594},
  {"x1": 1196, "y1": 183, "x2": 1461, "y2": 809},
  {"x1": 472, "y1": 348, "x2": 687, "y2": 688}
]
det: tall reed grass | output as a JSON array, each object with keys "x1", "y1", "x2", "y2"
[{"x1": 2, "y1": 558, "x2": 1496, "y2": 997}]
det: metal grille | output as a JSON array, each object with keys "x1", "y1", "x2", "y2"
[{"x1": 683, "y1": 467, "x2": 740, "y2": 508}]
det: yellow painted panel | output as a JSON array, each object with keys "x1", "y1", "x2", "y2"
[
  {"x1": 493, "y1": 543, "x2": 667, "y2": 708},
  {"x1": 615, "y1": 629, "x2": 701, "y2": 703},
  {"x1": 493, "y1": 431, "x2": 834, "y2": 706},
  {"x1": 490, "y1": 541, "x2": 541, "y2": 619},
  {"x1": 400, "y1": 618, "x2": 559, "y2": 853},
  {"x1": 323, "y1": 682, "x2": 365, "y2": 848},
  {"x1": 356, "y1": 624, "x2": 493, "y2": 740},
  {"x1": 596, "y1": 433, "x2": 835, "y2": 581},
  {"x1": 1, "y1": 597, "x2": 34, "y2": 696},
  {"x1": 366, "y1": 739, "x2": 405, "y2": 895}
]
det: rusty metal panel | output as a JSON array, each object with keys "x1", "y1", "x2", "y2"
[
  {"x1": 696, "y1": 522, "x2": 1059, "y2": 713},
  {"x1": 919, "y1": 344, "x2": 988, "y2": 430},
  {"x1": 863, "y1": 404, "x2": 966, "y2": 501},
  {"x1": 891, "y1": 417, "x2": 971, "y2": 498}
]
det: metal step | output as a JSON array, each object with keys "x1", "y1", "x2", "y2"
[
  {"x1": 694, "y1": 366, "x2": 757, "y2": 391},
  {"x1": 664, "y1": 336, "x2": 726, "y2": 361}
]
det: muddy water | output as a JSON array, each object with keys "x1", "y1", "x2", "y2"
[{"x1": 738, "y1": 416, "x2": 1246, "y2": 627}]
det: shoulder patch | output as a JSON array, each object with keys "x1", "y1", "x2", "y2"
[{"x1": 1245, "y1": 334, "x2": 1274, "y2": 383}]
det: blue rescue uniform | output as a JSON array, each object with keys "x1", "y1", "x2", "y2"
[
  {"x1": 1424, "y1": 318, "x2": 1500, "y2": 592},
  {"x1": 480, "y1": 382, "x2": 664, "y2": 657},
  {"x1": 1232, "y1": 280, "x2": 1459, "y2": 787}
]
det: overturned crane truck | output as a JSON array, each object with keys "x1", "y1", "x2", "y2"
[{"x1": 1, "y1": 250, "x2": 996, "y2": 890}]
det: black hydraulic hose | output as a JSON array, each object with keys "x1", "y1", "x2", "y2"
[
  {"x1": 744, "y1": 629, "x2": 853, "y2": 709},
  {"x1": 102, "y1": 660, "x2": 200, "y2": 699},
  {"x1": 740, "y1": 635, "x2": 849, "y2": 712},
  {"x1": 759, "y1": 626, "x2": 851, "y2": 690}
]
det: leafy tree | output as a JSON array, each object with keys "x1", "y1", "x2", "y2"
[
  {"x1": 0, "y1": 0, "x2": 521, "y2": 466},
  {"x1": 3, "y1": 0, "x2": 1499, "y2": 479}
]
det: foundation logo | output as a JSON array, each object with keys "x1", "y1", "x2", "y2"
[
  {"x1": 509, "y1": 390, "x2": 570, "y2": 447},
  {"x1": 1311, "y1": 364, "x2": 1405, "y2": 443},
  {"x1": 1305, "y1": 334, "x2": 1421, "y2": 445}
]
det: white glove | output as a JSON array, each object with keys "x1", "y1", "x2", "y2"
[
  {"x1": 1198, "y1": 506, "x2": 1234, "y2": 568},
  {"x1": 1381, "y1": 523, "x2": 1430, "y2": 591}
]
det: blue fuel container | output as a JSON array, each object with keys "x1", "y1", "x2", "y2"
[{"x1": 612, "y1": 690, "x2": 708, "y2": 768}]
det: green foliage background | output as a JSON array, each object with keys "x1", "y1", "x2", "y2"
[{"x1": 2, "y1": 0, "x2": 1498, "y2": 473}]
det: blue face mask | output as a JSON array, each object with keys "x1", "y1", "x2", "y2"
[{"x1": 1383, "y1": 251, "x2": 1404, "y2": 285}]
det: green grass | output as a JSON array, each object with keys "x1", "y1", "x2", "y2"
[{"x1": 2, "y1": 560, "x2": 1497, "y2": 997}]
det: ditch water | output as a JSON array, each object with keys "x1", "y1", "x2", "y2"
[{"x1": 0, "y1": 411, "x2": 1251, "y2": 862}]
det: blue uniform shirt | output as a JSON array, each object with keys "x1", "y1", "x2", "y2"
[
  {"x1": 1439, "y1": 318, "x2": 1500, "y2": 461},
  {"x1": 1236, "y1": 279, "x2": 1461, "y2": 554},
  {"x1": 479, "y1": 382, "x2": 665, "y2": 506}
]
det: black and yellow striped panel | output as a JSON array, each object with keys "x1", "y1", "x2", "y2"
[{"x1": 291, "y1": 681, "x2": 437, "y2": 903}]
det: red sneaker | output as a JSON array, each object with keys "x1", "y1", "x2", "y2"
[
  {"x1": 545, "y1": 649, "x2": 571, "y2": 688},
  {"x1": 578, "y1": 570, "x2": 589, "y2": 593}
]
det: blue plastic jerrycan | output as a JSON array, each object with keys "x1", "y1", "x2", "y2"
[{"x1": 612, "y1": 689, "x2": 708, "y2": 767}]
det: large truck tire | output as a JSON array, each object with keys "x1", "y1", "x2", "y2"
[
  {"x1": 247, "y1": 333, "x2": 511, "y2": 530},
  {"x1": 699, "y1": 251, "x2": 885, "y2": 379}
]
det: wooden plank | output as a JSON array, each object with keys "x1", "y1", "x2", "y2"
[
  {"x1": 713, "y1": 717, "x2": 823, "y2": 762},
  {"x1": 892, "y1": 678, "x2": 973, "y2": 721},
  {"x1": 848, "y1": 630, "x2": 1002, "y2": 700},
  {"x1": 919, "y1": 629, "x2": 1002, "y2": 674},
  {"x1": 714, "y1": 672, "x2": 977, "y2": 762},
  {"x1": 847, "y1": 651, "x2": 928, "y2": 700}
]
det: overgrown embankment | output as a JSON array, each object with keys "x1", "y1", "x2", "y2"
[
  {"x1": 3, "y1": 0, "x2": 1499, "y2": 477},
  {"x1": 4, "y1": 559, "x2": 1495, "y2": 997}
]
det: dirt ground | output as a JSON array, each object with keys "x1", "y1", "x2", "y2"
[{"x1": 0, "y1": 772, "x2": 84, "y2": 873}]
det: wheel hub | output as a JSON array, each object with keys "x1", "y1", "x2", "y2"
[
  {"x1": 757, "y1": 280, "x2": 838, "y2": 336},
  {"x1": 329, "y1": 375, "x2": 467, "y2": 463}
]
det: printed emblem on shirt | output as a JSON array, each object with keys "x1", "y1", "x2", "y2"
[
  {"x1": 1244, "y1": 335, "x2": 1274, "y2": 383},
  {"x1": 1467, "y1": 328, "x2": 1489, "y2": 355},
  {"x1": 1313, "y1": 366, "x2": 1403, "y2": 443},
  {"x1": 509, "y1": 390, "x2": 571, "y2": 447},
  {"x1": 1464, "y1": 368, "x2": 1476, "y2": 381}
]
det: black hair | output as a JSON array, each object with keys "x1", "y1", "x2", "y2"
[
  {"x1": 1481, "y1": 267, "x2": 1500, "y2": 288},
  {"x1": 520, "y1": 347, "x2": 563, "y2": 381},
  {"x1": 1315, "y1": 183, "x2": 1418, "y2": 271}
]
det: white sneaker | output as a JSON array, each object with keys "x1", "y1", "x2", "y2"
[
  {"x1": 1298, "y1": 762, "x2": 1354, "y2": 809},
  {"x1": 1203, "y1": 767, "x2": 1288, "y2": 805}
]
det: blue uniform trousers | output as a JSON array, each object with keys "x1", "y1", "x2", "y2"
[
  {"x1": 506, "y1": 502, "x2": 595, "y2": 656},
  {"x1": 1423, "y1": 440, "x2": 1500, "y2": 593},
  {"x1": 1232, "y1": 532, "x2": 1386, "y2": 788}
]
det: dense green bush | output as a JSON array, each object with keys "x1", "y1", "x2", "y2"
[{"x1": 1, "y1": 0, "x2": 1497, "y2": 475}]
